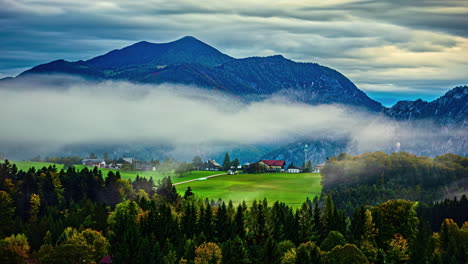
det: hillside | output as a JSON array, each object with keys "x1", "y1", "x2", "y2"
[{"x1": 385, "y1": 86, "x2": 468, "y2": 127}]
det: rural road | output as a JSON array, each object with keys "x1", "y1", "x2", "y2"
[{"x1": 173, "y1": 173, "x2": 227, "y2": 186}]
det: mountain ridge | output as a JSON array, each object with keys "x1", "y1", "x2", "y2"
[{"x1": 10, "y1": 36, "x2": 383, "y2": 111}]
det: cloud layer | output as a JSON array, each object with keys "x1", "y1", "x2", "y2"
[
  {"x1": 1, "y1": 0, "x2": 467, "y2": 105},
  {"x1": 1, "y1": 78, "x2": 464, "y2": 160}
]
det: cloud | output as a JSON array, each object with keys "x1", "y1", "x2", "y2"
[
  {"x1": 0, "y1": 77, "x2": 463, "y2": 159},
  {"x1": 0, "y1": 0, "x2": 467, "y2": 103}
]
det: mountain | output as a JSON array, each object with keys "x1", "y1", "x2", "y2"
[
  {"x1": 1, "y1": 37, "x2": 466, "y2": 162},
  {"x1": 385, "y1": 86, "x2": 467, "y2": 127},
  {"x1": 86, "y1": 36, "x2": 234, "y2": 68},
  {"x1": 11, "y1": 36, "x2": 383, "y2": 111},
  {"x1": 261, "y1": 86, "x2": 468, "y2": 165}
]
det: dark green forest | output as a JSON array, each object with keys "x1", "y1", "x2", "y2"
[{"x1": 0, "y1": 152, "x2": 467, "y2": 263}]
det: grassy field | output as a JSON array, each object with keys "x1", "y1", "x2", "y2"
[
  {"x1": 7, "y1": 161, "x2": 322, "y2": 206},
  {"x1": 176, "y1": 172, "x2": 322, "y2": 207},
  {"x1": 6, "y1": 160, "x2": 224, "y2": 183}
]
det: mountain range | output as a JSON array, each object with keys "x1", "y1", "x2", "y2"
[{"x1": 1, "y1": 36, "x2": 466, "y2": 163}]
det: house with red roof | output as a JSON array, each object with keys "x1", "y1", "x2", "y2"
[{"x1": 258, "y1": 160, "x2": 285, "y2": 172}]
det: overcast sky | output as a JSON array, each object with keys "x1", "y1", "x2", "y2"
[{"x1": 1, "y1": 0, "x2": 467, "y2": 105}]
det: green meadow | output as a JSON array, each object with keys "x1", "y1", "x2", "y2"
[
  {"x1": 176, "y1": 172, "x2": 322, "y2": 207},
  {"x1": 8, "y1": 161, "x2": 322, "y2": 206},
  {"x1": 8, "y1": 160, "x2": 224, "y2": 183}
]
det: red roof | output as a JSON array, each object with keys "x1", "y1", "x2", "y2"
[
  {"x1": 100, "y1": 256, "x2": 112, "y2": 263},
  {"x1": 261, "y1": 160, "x2": 285, "y2": 166}
]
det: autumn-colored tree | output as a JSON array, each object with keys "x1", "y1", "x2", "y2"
[
  {"x1": 29, "y1": 193, "x2": 41, "y2": 222},
  {"x1": 372, "y1": 200, "x2": 418, "y2": 246},
  {"x1": 387, "y1": 233, "x2": 410, "y2": 264},
  {"x1": 0, "y1": 233, "x2": 30, "y2": 263},
  {"x1": 280, "y1": 248, "x2": 296, "y2": 264},
  {"x1": 38, "y1": 227, "x2": 109, "y2": 264},
  {"x1": 325, "y1": 243, "x2": 369, "y2": 264},
  {"x1": 195, "y1": 242, "x2": 222, "y2": 264}
]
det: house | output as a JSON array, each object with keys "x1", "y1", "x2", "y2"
[
  {"x1": 258, "y1": 160, "x2": 285, "y2": 172},
  {"x1": 314, "y1": 163, "x2": 325, "y2": 173},
  {"x1": 288, "y1": 166, "x2": 303, "y2": 173},
  {"x1": 205, "y1": 160, "x2": 221, "y2": 171},
  {"x1": 82, "y1": 159, "x2": 106, "y2": 168}
]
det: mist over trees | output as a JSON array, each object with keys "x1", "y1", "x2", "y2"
[{"x1": 321, "y1": 152, "x2": 467, "y2": 213}]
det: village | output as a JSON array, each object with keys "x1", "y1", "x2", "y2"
[{"x1": 81, "y1": 156, "x2": 325, "y2": 174}]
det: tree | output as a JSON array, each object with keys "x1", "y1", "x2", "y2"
[
  {"x1": 222, "y1": 153, "x2": 231, "y2": 171},
  {"x1": 0, "y1": 234, "x2": 30, "y2": 263},
  {"x1": 386, "y1": 233, "x2": 410, "y2": 264},
  {"x1": 295, "y1": 242, "x2": 321, "y2": 264},
  {"x1": 222, "y1": 237, "x2": 250, "y2": 264},
  {"x1": 215, "y1": 202, "x2": 229, "y2": 242},
  {"x1": 176, "y1": 162, "x2": 193, "y2": 177},
  {"x1": 325, "y1": 244, "x2": 369, "y2": 264},
  {"x1": 195, "y1": 242, "x2": 222, "y2": 264},
  {"x1": 304, "y1": 161, "x2": 312, "y2": 173},
  {"x1": 29, "y1": 193, "x2": 41, "y2": 222},
  {"x1": 108, "y1": 201, "x2": 142, "y2": 264},
  {"x1": 372, "y1": 200, "x2": 418, "y2": 246},
  {"x1": 263, "y1": 237, "x2": 281, "y2": 264},
  {"x1": 88, "y1": 153, "x2": 97, "y2": 159},
  {"x1": 231, "y1": 158, "x2": 240, "y2": 169},
  {"x1": 410, "y1": 220, "x2": 434, "y2": 264},
  {"x1": 193, "y1": 156, "x2": 203, "y2": 170},
  {"x1": 39, "y1": 228, "x2": 109, "y2": 264},
  {"x1": 295, "y1": 244, "x2": 311, "y2": 264},
  {"x1": 439, "y1": 218, "x2": 465, "y2": 263},
  {"x1": 184, "y1": 187, "x2": 194, "y2": 199},
  {"x1": 156, "y1": 177, "x2": 180, "y2": 204},
  {"x1": 234, "y1": 204, "x2": 246, "y2": 238},
  {"x1": 320, "y1": 231, "x2": 347, "y2": 251},
  {"x1": 280, "y1": 248, "x2": 296, "y2": 264},
  {"x1": 0, "y1": 191, "x2": 15, "y2": 237}
]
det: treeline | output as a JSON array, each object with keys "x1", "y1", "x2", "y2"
[
  {"x1": 321, "y1": 152, "x2": 467, "y2": 213},
  {"x1": 1, "y1": 160, "x2": 467, "y2": 263}
]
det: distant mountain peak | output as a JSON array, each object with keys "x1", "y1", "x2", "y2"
[
  {"x1": 83, "y1": 36, "x2": 233, "y2": 69},
  {"x1": 385, "y1": 86, "x2": 467, "y2": 125}
]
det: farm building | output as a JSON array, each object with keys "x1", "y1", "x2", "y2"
[
  {"x1": 205, "y1": 160, "x2": 222, "y2": 171},
  {"x1": 287, "y1": 166, "x2": 303, "y2": 173},
  {"x1": 258, "y1": 160, "x2": 285, "y2": 172},
  {"x1": 82, "y1": 159, "x2": 106, "y2": 168},
  {"x1": 314, "y1": 163, "x2": 325, "y2": 173}
]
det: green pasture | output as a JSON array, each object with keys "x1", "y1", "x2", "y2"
[
  {"x1": 7, "y1": 160, "x2": 224, "y2": 183},
  {"x1": 176, "y1": 172, "x2": 322, "y2": 207}
]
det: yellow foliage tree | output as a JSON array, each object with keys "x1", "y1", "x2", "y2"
[
  {"x1": 29, "y1": 193, "x2": 41, "y2": 222},
  {"x1": 195, "y1": 242, "x2": 222, "y2": 264}
]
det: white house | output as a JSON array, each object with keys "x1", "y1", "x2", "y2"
[
  {"x1": 287, "y1": 166, "x2": 303, "y2": 173},
  {"x1": 82, "y1": 159, "x2": 106, "y2": 168}
]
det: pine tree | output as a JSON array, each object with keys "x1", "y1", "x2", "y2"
[
  {"x1": 234, "y1": 204, "x2": 246, "y2": 238},
  {"x1": 223, "y1": 153, "x2": 231, "y2": 171}
]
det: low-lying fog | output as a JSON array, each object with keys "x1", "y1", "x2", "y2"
[{"x1": 0, "y1": 76, "x2": 464, "y2": 160}]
